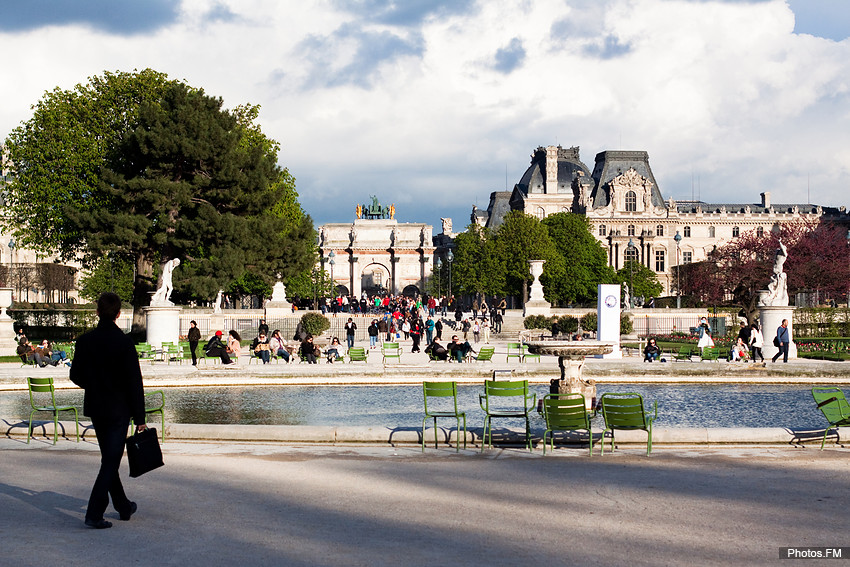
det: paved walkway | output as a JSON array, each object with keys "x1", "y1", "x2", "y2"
[{"x1": 1, "y1": 438, "x2": 847, "y2": 566}]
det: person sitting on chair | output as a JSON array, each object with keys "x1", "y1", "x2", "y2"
[
  {"x1": 300, "y1": 334, "x2": 318, "y2": 364},
  {"x1": 269, "y1": 330, "x2": 291, "y2": 362},
  {"x1": 204, "y1": 331, "x2": 234, "y2": 365},
  {"x1": 447, "y1": 335, "x2": 475, "y2": 363},
  {"x1": 326, "y1": 337, "x2": 342, "y2": 363},
  {"x1": 643, "y1": 337, "x2": 661, "y2": 362},
  {"x1": 251, "y1": 332, "x2": 271, "y2": 364},
  {"x1": 424, "y1": 337, "x2": 448, "y2": 361}
]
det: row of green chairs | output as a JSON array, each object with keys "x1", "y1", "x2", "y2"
[
  {"x1": 505, "y1": 343, "x2": 540, "y2": 363},
  {"x1": 26, "y1": 377, "x2": 166, "y2": 444},
  {"x1": 422, "y1": 380, "x2": 657, "y2": 455}
]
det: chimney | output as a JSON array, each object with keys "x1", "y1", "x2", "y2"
[
  {"x1": 760, "y1": 192, "x2": 771, "y2": 208},
  {"x1": 545, "y1": 146, "x2": 558, "y2": 194}
]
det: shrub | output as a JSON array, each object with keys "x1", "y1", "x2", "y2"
[
  {"x1": 524, "y1": 315, "x2": 552, "y2": 330},
  {"x1": 580, "y1": 312, "x2": 597, "y2": 332},
  {"x1": 300, "y1": 312, "x2": 330, "y2": 336},
  {"x1": 556, "y1": 315, "x2": 579, "y2": 334},
  {"x1": 620, "y1": 314, "x2": 633, "y2": 335}
]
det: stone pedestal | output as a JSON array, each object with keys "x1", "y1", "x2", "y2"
[
  {"x1": 144, "y1": 305, "x2": 181, "y2": 350},
  {"x1": 265, "y1": 281, "x2": 292, "y2": 321},
  {"x1": 0, "y1": 288, "x2": 16, "y2": 356},
  {"x1": 523, "y1": 260, "x2": 551, "y2": 316},
  {"x1": 758, "y1": 305, "x2": 797, "y2": 361}
]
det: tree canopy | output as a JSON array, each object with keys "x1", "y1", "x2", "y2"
[
  {"x1": 679, "y1": 220, "x2": 850, "y2": 321},
  {"x1": 541, "y1": 212, "x2": 615, "y2": 304},
  {"x1": 3, "y1": 70, "x2": 314, "y2": 328},
  {"x1": 494, "y1": 211, "x2": 557, "y2": 302}
]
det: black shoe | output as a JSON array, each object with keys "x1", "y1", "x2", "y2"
[
  {"x1": 119, "y1": 501, "x2": 137, "y2": 521},
  {"x1": 85, "y1": 518, "x2": 113, "y2": 529}
]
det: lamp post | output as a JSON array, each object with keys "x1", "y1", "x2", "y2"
[
  {"x1": 328, "y1": 250, "x2": 336, "y2": 297},
  {"x1": 7, "y1": 238, "x2": 14, "y2": 297},
  {"x1": 626, "y1": 238, "x2": 636, "y2": 309},
  {"x1": 674, "y1": 230, "x2": 683, "y2": 308},
  {"x1": 435, "y1": 257, "x2": 442, "y2": 298},
  {"x1": 446, "y1": 249, "x2": 454, "y2": 301}
]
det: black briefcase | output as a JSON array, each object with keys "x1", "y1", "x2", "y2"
[{"x1": 126, "y1": 428, "x2": 164, "y2": 478}]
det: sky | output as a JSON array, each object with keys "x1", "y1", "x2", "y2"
[{"x1": 0, "y1": 0, "x2": 849, "y2": 232}]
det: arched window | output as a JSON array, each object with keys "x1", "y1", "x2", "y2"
[
  {"x1": 656, "y1": 225, "x2": 664, "y2": 237},
  {"x1": 756, "y1": 226, "x2": 764, "y2": 237},
  {"x1": 683, "y1": 226, "x2": 691, "y2": 238},
  {"x1": 708, "y1": 226, "x2": 715, "y2": 238},
  {"x1": 625, "y1": 191, "x2": 637, "y2": 212},
  {"x1": 534, "y1": 207, "x2": 545, "y2": 219},
  {"x1": 598, "y1": 224, "x2": 607, "y2": 237},
  {"x1": 627, "y1": 224, "x2": 636, "y2": 236},
  {"x1": 625, "y1": 246, "x2": 639, "y2": 263},
  {"x1": 732, "y1": 226, "x2": 740, "y2": 237}
]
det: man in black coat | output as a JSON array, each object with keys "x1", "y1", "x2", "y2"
[{"x1": 70, "y1": 292, "x2": 147, "y2": 529}]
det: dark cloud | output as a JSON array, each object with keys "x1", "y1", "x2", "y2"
[
  {"x1": 583, "y1": 35, "x2": 632, "y2": 59},
  {"x1": 493, "y1": 38, "x2": 526, "y2": 74},
  {"x1": 0, "y1": 0, "x2": 178, "y2": 34},
  {"x1": 299, "y1": 23, "x2": 423, "y2": 88},
  {"x1": 331, "y1": 0, "x2": 476, "y2": 26}
]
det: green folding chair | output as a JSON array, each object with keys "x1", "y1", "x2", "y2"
[
  {"x1": 382, "y1": 342, "x2": 402, "y2": 364},
  {"x1": 422, "y1": 381, "x2": 466, "y2": 452},
  {"x1": 479, "y1": 380, "x2": 536, "y2": 451},
  {"x1": 541, "y1": 393, "x2": 594, "y2": 456},
  {"x1": 27, "y1": 377, "x2": 79, "y2": 444},
  {"x1": 812, "y1": 387, "x2": 850, "y2": 450},
  {"x1": 600, "y1": 392, "x2": 657, "y2": 456}
]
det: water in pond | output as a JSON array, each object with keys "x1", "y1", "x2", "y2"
[{"x1": 1, "y1": 384, "x2": 829, "y2": 429}]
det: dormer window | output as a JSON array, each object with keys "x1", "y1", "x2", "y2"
[{"x1": 625, "y1": 191, "x2": 637, "y2": 212}]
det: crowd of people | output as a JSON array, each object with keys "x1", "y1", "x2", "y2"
[{"x1": 15, "y1": 328, "x2": 71, "y2": 367}]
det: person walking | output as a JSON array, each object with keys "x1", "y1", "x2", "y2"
[
  {"x1": 772, "y1": 319, "x2": 790, "y2": 363},
  {"x1": 70, "y1": 292, "x2": 146, "y2": 529},
  {"x1": 344, "y1": 317, "x2": 357, "y2": 350}
]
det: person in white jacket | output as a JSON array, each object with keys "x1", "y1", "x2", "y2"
[{"x1": 749, "y1": 322, "x2": 765, "y2": 362}]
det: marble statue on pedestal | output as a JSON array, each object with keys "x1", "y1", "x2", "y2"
[
  {"x1": 214, "y1": 290, "x2": 223, "y2": 313},
  {"x1": 758, "y1": 239, "x2": 788, "y2": 306},
  {"x1": 151, "y1": 258, "x2": 180, "y2": 306}
]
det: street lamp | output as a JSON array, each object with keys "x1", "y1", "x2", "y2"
[
  {"x1": 7, "y1": 238, "x2": 14, "y2": 295},
  {"x1": 328, "y1": 250, "x2": 336, "y2": 297},
  {"x1": 435, "y1": 256, "x2": 442, "y2": 298},
  {"x1": 674, "y1": 230, "x2": 683, "y2": 308},
  {"x1": 446, "y1": 249, "x2": 454, "y2": 301},
  {"x1": 626, "y1": 238, "x2": 637, "y2": 309}
]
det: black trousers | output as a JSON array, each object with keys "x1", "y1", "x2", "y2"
[
  {"x1": 87, "y1": 416, "x2": 133, "y2": 521},
  {"x1": 189, "y1": 340, "x2": 198, "y2": 365},
  {"x1": 773, "y1": 342, "x2": 789, "y2": 363}
]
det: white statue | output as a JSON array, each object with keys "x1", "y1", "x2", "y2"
[
  {"x1": 759, "y1": 239, "x2": 789, "y2": 306},
  {"x1": 214, "y1": 289, "x2": 223, "y2": 313},
  {"x1": 151, "y1": 258, "x2": 180, "y2": 305},
  {"x1": 623, "y1": 283, "x2": 631, "y2": 310}
]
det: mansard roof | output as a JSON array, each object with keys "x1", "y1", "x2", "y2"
[
  {"x1": 590, "y1": 150, "x2": 664, "y2": 209},
  {"x1": 513, "y1": 146, "x2": 592, "y2": 197}
]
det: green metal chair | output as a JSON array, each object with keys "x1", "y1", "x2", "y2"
[
  {"x1": 541, "y1": 393, "x2": 593, "y2": 456},
  {"x1": 130, "y1": 390, "x2": 166, "y2": 443},
  {"x1": 674, "y1": 346, "x2": 693, "y2": 362},
  {"x1": 422, "y1": 381, "x2": 466, "y2": 452},
  {"x1": 135, "y1": 343, "x2": 155, "y2": 364},
  {"x1": 521, "y1": 344, "x2": 541, "y2": 363},
  {"x1": 600, "y1": 392, "x2": 657, "y2": 456},
  {"x1": 348, "y1": 347, "x2": 368, "y2": 363},
  {"x1": 471, "y1": 346, "x2": 495, "y2": 363},
  {"x1": 164, "y1": 342, "x2": 182, "y2": 364},
  {"x1": 811, "y1": 387, "x2": 850, "y2": 450},
  {"x1": 382, "y1": 342, "x2": 402, "y2": 364},
  {"x1": 700, "y1": 347, "x2": 720, "y2": 362},
  {"x1": 479, "y1": 380, "x2": 536, "y2": 451},
  {"x1": 27, "y1": 377, "x2": 79, "y2": 444},
  {"x1": 506, "y1": 342, "x2": 523, "y2": 363}
]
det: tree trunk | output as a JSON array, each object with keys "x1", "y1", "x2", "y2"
[
  {"x1": 131, "y1": 254, "x2": 155, "y2": 335},
  {"x1": 522, "y1": 278, "x2": 528, "y2": 305}
]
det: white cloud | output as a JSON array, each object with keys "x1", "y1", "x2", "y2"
[{"x1": 1, "y1": 0, "x2": 849, "y2": 230}]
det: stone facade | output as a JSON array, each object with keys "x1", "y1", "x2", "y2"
[
  {"x1": 476, "y1": 145, "x2": 848, "y2": 296},
  {"x1": 318, "y1": 217, "x2": 435, "y2": 297}
]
